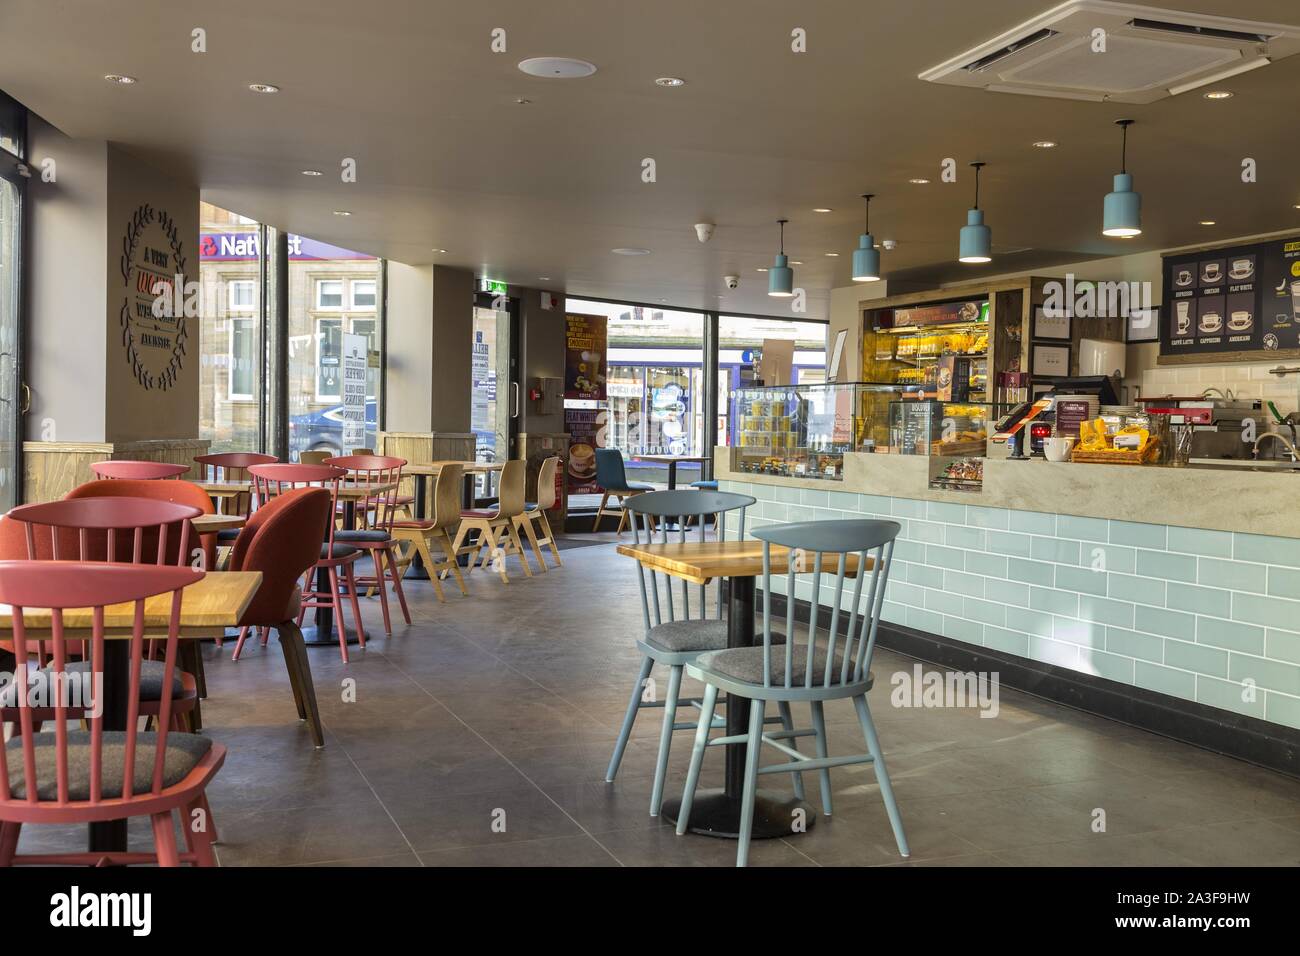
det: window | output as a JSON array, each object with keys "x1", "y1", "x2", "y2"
[
  {"x1": 316, "y1": 279, "x2": 343, "y2": 309},
  {"x1": 718, "y1": 315, "x2": 827, "y2": 446},
  {"x1": 351, "y1": 279, "x2": 376, "y2": 309},
  {"x1": 228, "y1": 279, "x2": 255, "y2": 312},
  {"x1": 229, "y1": 318, "x2": 255, "y2": 400},
  {"x1": 350, "y1": 318, "x2": 378, "y2": 400},
  {"x1": 316, "y1": 317, "x2": 343, "y2": 401}
]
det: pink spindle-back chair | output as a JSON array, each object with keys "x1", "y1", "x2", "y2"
[
  {"x1": 195, "y1": 452, "x2": 277, "y2": 518},
  {"x1": 0, "y1": 497, "x2": 204, "y2": 730},
  {"x1": 0, "y1": 560, "x2": 223, "y2": 866},
  {"x1": 90, "y1": 460, "x2": 189, "y2": 480},
  {"x1": 324, "y1": 455, "x2": 411, "y2": 636},
  {"x1": 244, "y1": 463, "x2": 365, "y2": 663}
]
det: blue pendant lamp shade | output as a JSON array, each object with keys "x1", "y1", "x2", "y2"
[
  {"x1": 958, "y1": 162, "x2": 992, "y2": 264},
  {"x1": 851, "y1": 193, "x2": 881, "y2": 282},
  {"x1": 768, "y1": 218, "x2": 794, "y2": 296},
  {"x1": 1102, "y1": 119, "x2": 1142, "y2": 238}
]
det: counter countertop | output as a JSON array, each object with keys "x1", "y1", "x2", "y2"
[{"x1": 716, "y1": 449, "x2": 1300, "y2": 539}]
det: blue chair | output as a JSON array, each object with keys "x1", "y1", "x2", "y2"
[
  {"x1": 606, "y1": 489, "x2": 758, "y2": 817},
  {"x1": 593, "y1": 449, "x2": 654, "y2": 534},
  {"x1": 676, "y1": 518, "x2": 909, "y2": 866},
  {"x1": 689, "y1": 480, "x2": 719, "y2": 491}
]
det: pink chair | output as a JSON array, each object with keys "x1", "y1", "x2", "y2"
[
  {"x1": 324, "y1": 455, "x2": 411, "y2": 635},
  {"x1": 0, "y1": 497, "x2": 205, "y2": 731},
  {"x1": 247, "y1": 463, "x2": 366, "y2": 663},
  {"x1": 194, "y1": 452, "x2": 277, "y2": 520},
  {"x1": 90, "y1": 461, "x2": 189, "y2": 480},
  {"x1": 0, "y1": 560, "x2": 222, "y2": 866}
]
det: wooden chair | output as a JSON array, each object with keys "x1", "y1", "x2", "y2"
[
  {"x1": 515, "y1": 455, "x2": 563, "y2": 572},
  {"x1": 298, "y1": 451, "x2": 330, "y2": 465},
  {"x1": 0, "y1": 560, "x2": 222, "y2": 867},
  {"x1": 243, "y1": 463, "x2": 365, "y2": 663},
  {"x1": 676, "y1": 518, "x2": 909, "y2": 867},
  {"x1": 593, "y1": 449, "x2": 653, "y2": 534},
  {"x1": 350, "y1": 448, "x2": 373, "y2": 455},
  {"x1": 90, "y1": 460, "x2": 188, "y2": 480},
  {"x1": 391, "y1": 462, "x2": 468, "y2": 603},
  {"x1": 324, "y1": 454, "x2": 412, "y2": 635},
  {"x1": 450, "y1": 459, "x2": 533, "y2": 583},
  {"x1": 605, "y1": 489, "x2": 757, "y2": 817}
]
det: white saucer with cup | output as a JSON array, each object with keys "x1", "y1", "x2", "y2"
[{"x1": 1043, "y1": 436, "x2": 1076, "y2": 462}]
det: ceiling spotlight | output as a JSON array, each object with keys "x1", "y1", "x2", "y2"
[
  {"x1": 515, "y1": 97, "x2": 532, "y2": 105},
  {"x1": 812, "y1": 207, "x2": 833, "y2": 213},
  {"x1": 538, "y1": 276, "x2": 551, "y2": 281},
  {"x1": 611, "y1": 247, "x2": 651, "y2": 255},
  {"x1": 301, "y1": 169, "x2": 323, "y2": 176},
  {"x1": 249, "y1": 83, "x2": 280, "y2": 94},
  {"x1": 1199, "y1": 220, "x2": 1217, "y2": 226},
  {"x1": 1033, "y1": 140, "x2": 1058, "y2": 148},
  {"x1": 104, "y1": 73, "x2": 136, "y2": 85},
  {"x1": 518, "y1": 57, "x2": 597, "y2": 79},
  {"x1": 1203, "y1": 90, "x2": 1234, "y2": 99},
  {"x1": 431, "y1": 248, "x2": 447, "y2": 253},
  {"x1": 756, "y1": 267, "x2": 768, "y2": 272},
  {"x1": 824, "y1": 252, "x2": 839, "y2": 257},
  {"x1": 791, "y1": 260, "x2": 804, "y2": 266},
  {"x1": 333, "y1": 210, "x2": 352, "y2": 217},
  {"x1": 654, "y1": 77, "x2": 686, "y2": 87}
]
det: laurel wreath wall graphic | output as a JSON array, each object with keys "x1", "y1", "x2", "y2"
[{"x1": 119, "y1": 202, "x2": 189, "y2": 391}]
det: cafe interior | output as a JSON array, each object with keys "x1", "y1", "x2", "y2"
[{"x1": 0, "y1": 0, "x2": 1298, "y2": 875}]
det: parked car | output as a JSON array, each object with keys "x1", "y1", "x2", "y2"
[{"x1": 289, "y1": 399, "x2": 377, "y2": 459}]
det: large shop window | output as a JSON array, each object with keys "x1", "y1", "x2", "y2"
[{"x1": 717, "y1": 315, "x2": 827, "y2": 447}]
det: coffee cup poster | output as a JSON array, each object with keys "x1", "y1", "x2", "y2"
[
  {"x1": 1162, "y1": 235, "x2": 1300, "y2": 355},
  {"x1": 119, "y1": 203, "x2": 189, "y2": 390},
  {"x1": 564, "y1": 312, "x2": 607, "y2": 400}
]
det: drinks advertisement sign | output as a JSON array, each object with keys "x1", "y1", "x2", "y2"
[
  {"x1": 564, "y1": 407, "x2": 605, "y2": 495},
  {"x1": 340, "y1": 332, "x2": 368, "y2": 448},
  {"x1": 1162, "y1": 234, "x2": 1300, "y2": 355},
  {"x1": 565, "y1": 312, "x2": 607, "y2": 400}
]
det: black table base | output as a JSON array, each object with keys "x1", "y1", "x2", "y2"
[
  {"x1": 661, "y1": 791, "x2": 815, "y2": 839},
  {"x1": 88, "y1": 641, "x2": 130, "y2": 854}
]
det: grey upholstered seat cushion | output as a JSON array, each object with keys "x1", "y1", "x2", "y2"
[
  {"x1": 320, "y1": 543, "x2": 360, "y2": 559},
  {"x1": 335, "y1": 529, "x2": 392, "y2": 544},
  {"x1": 5, "y1": 730, "x2": 212, "y2": 801},
  {"x1": 645, "y1": 621, "x2": 789, "y2": 654},
  {"x1": 216, "y1": 527, "x2": 241, "y2": 542},
  {"x1": 0, "y1": 659, "x2": 183, "y2": 708},
  {"x1": 696, "y1": 644, "x2": 872, "y2": 688}
]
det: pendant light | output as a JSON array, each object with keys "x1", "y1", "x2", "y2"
[
  {"x1": 1102, "y1": 119, "x2": 1141, "y2": 237},
  {"x1": 851, "y1": 194, "x2": 881, "y2": 282},
  {"x1": 768, "y1": 218, "x2": 794, "y2": 296},
  {"x1": 958, "y1": 162, "x2": 992, "y2": 264}
]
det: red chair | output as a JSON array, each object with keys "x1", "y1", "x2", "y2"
[
  {"x1": 90, "y1": 461, "x2": 189, "y2": 480},
  {"x1": 225, "y1": 488, "x2": 332, "y2": 747},
  {"x1": 246, "y1": 463, "x2": 365, "y2": 663},
  {"x1": 0, "y1": 497, "x2": 204, "y2": 732},
  {"x1": 325, "y1": 455, "x2": 411, "y2": 635},
  {"x1": 0, "y1": 560, "x2": 222, "y2": 867},
  {"x1": 66, "y1": 478, "x2": 218, "y2": 571},
  {"x1": 194, "y1": 451, "x2": 277, "y2": 523}
]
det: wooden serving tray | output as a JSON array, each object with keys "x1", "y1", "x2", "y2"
[
  {"x1": 931, "y1": 440, "x2": 988, "y2": 457},
  {"x1": 1071, "y1": 439, "x2": 1161, "y2": 465}
]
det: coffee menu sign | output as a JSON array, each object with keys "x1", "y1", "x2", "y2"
[
  {"x1": 120, "y1": 203, "x2": 189, "y2": 390},
  {"x1": 1162, "y1": 234, "x2": 1300, "y2": 355},
  {"x1": 564, "y1": 312, "x2": 607, "y2": 400}
]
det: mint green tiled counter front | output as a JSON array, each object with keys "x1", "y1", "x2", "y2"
[{"x1": 720, "y1": 480, "x2": 1300, "y2": 732}]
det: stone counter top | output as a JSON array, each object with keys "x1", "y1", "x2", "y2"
[{"x1": 716, "y1": 449, "x2": 1300, "y2": 539}]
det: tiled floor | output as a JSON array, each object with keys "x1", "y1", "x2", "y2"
[{"x1": 17, "y1": 535, "x2": 1300, "y2": 866}]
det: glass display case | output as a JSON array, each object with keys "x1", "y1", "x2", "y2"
[{"x1": 885, "y1": 398, "x2": 1009, "y2": 492}]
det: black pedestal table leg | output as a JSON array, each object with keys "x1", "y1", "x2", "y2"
[
  {"x1": 88, "y1": 640, "x2": 129, "y2": 854},
  {"x1": 405, "y1": 473, "x2": 430, "y2": 579},
  {"x1": 302, "y1": 497, "x2": 359, "y2": 646}
]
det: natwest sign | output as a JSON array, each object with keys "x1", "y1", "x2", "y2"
[{"x1": 200, "y1": 232, "x2": 375, "y2": 261}]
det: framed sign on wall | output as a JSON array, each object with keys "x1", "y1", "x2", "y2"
[
  {"x1": 1031, "y1": 343, "x2": 1071, "y2": 378},
  {"x1": 1031, "y1": 305, "x2": 1071, "y2": 340}
]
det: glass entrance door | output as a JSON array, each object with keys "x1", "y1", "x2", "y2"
[
  {"x1": 471, "y1": 291, "x2": 520, "y2": 498},
  {"x1": 0, "y1": 144, "x2": 24, "y2": 509}
]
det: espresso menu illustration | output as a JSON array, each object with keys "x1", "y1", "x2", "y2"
[{"x1": 1163, "y1": 235, "x2": 1300, "y2": 355}]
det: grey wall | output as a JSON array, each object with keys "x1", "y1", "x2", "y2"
[
  {"x1": 429, "y1": 265, "x2": 474, "y2": 433},
  {"x1": 24, "y1": 117, "x2": 108, "y2": 442},
  {"x1": 516, "y1": 285, "x2": 566, "y2": 434},
  {"x1": 385, "y1": 261, "x2": 434, "y2": 432}
]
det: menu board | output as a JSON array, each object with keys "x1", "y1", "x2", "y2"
[
  {"x1": 878, "y1": 299, "x2": 989, "y2": 330},
  {"x1": 1162, "y1": 235, "x2": 1300, "y2": 355}
]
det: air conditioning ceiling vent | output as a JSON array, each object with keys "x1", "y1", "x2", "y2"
[{"x1": 921, "y1": 1, "x2": 1300, "y2": 103}]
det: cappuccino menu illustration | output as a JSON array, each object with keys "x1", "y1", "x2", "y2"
[{"x1": 1163, "y1": 235, "x2": 1300, "y2": 355}]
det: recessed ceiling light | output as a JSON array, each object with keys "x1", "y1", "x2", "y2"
[
  {"x1": 518, "y1": 57, "x2": 597, "y2": 79},
  {"x1": 611, "y1": 247, "x2": 651, "y2": 256},
  {"x1": 909, "y1": 178, "x2": 930, "y2": 185},
  {"x1": 812, "y1": 207, "x2": 833, "y2": 213},
  {"x1": 104, "y1": 73, "x2": 136, "y2": 85},
  {"x1": 1032, "y1": 140, "x2": 1058, "y2": 148},
  {"x1": 538, "y1": 276, "x2": 551, "y2": 281},
  {"x1": 1203, "y1": 90, "x2": 1234, "y2": 99},
  {"x1": 756, "y1": 267, "x2": 768, "y2": 272},
  {"x1": 791, "y1": 260, "x2": 803, "y2": 266},
  {"x1": 1293, "y1": 204, "x2": 1300, "y2": 210},
  {"x1": 515, "y1": 97, "x2": 532, "y2": 105},
  {"x1": 1199, "y1": 220, "x2": 1216, "y2": 226},
  {"x1": 654, "y1": 76, "x2": 685, "y2": 87},
  {"x1": 431, "y1": 248, "x2": 447, "y2": 253},
  {"x1": 333, "y1": 210, "x2": 352, "y2": 217},
  {"x1": 249, "y1": 83, "x2": 280, "y2": 94},
  {"x1": 824, "y1": 252, "x2": 839, "y2": 257},
  {"x1": 301, "y1": 169, "x2": 323, "y2": 176}
]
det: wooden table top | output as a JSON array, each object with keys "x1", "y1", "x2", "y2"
[
  {"x1": 196, "y1": 481, "x2": 252, "y2": 496},
  {"x1": 406, "y1": 461, "x2": 505, "y2": 476},
  {"x1": 616, "y1": 540, "x2": 870, "y2": 586},
  {"x1": 0, "y1": 570, "x2": 263, "y2": 637},
  {"x1": 196, "y1": 480, "x2": 394, "y2": 499},
  {"x1": 632, "y1": 454, "x2": 710, "y2": 464},
  {"x1": 192, "y1": 514, "x2": 246, "y2": 534}
]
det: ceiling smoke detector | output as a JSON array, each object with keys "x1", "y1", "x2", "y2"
[{"x1": 919, "y1": 1, "x2": 1300, "y2": 104}]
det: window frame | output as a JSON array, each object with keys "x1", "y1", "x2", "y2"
[
  {"x1": 227, "y1": 278, "x2": 256, "y2": 312},
  {"x1": 315, "y1": 278, "x2": 344, "y2": 310},
  {"x1": 350, "y1": 278, "x2": 376, "y2": 310},
  {"x1": 314, "y1": 315, "x2": 344, "y2": 402},
  {"x1": 228, "y1": 316, "x2": 256, "y2": 402}
]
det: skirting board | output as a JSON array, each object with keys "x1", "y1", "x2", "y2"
[{"x1": 766, "y1": 591, "x2": 1299, "y2": 779}]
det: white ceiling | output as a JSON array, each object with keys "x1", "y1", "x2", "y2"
[{"x1": 3, "y1": 0, "x2": 1300, "y2": 319}]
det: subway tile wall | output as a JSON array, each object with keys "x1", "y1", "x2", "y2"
[
  {"x1": 721, "y1": 480, "x2": 1300, "y2": 732},
  {"x1": 1140, "y1": 361, "x2": 1298, "y2": 411}
]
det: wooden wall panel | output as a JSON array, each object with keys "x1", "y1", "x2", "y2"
[{"x1": 22, "y1": 438, "x2": 210, "y2": 503}]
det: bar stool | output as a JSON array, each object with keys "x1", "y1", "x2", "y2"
[
  {"x1": 676, "y1": 518, "x2": 909, "y2": 867},
  {"x1": 605, "y1": 488, "x2": 759, "y2": 817}
]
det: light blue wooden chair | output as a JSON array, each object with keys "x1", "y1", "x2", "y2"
[
  {"x1": 605, "y1": 488, "x2": 757, "y2": 817},
  {"x1": 676, "y1": 518, "x2": 909, "y2": 867}
]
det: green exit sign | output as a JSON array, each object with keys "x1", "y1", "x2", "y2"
[{"x1": 480, "y1": 279, "x2": 508, "y2": 296}]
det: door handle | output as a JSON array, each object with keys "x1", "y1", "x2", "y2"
[
  {"x1": 511, "y1": 382, "x2": 520, "y2": 418},
  {"x1": 19, "y1": 383, "x2": 31, "y2": 414}
]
